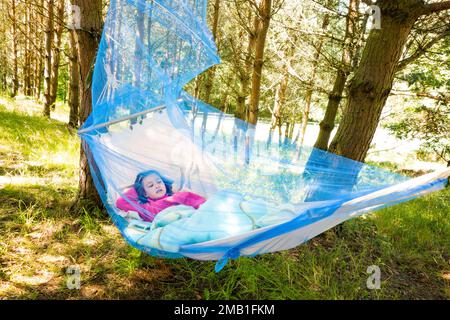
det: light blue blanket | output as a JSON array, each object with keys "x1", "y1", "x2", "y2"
[{"x1": 124, "y1": 190, "x2": 297, "y2": 252}]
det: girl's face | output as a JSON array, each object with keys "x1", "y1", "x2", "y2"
[{"x1": 142, "y1": 174, "x2": 167, "y2": 200}]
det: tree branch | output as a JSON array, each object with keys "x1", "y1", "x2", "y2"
[
  {"x1": 396, "y1": 27, "x2": 450, "y2": 72},
  {"x1": 421, "y1": 1, "x2": 450, "y2": 15},
  {"x1": 391, "y1": 90, "x2": 450, "y2": 104}
]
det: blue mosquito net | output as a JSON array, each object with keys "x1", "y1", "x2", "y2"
[{"x1": 78, "y1": 0, "x2": 450, "y2": 272}]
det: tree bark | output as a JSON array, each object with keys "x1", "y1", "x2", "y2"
[
  {"x1": 133, "y1": 1, "x2": 145, "y2": 87},
  {"x1": 71, "y1": 0, "x2": 103, "y2": 206},
  {"x1": 297, "y1": 8, "x2": 332, "y2": 146},
  {"x1": 10, "y1": 0, "x2": 19, "y2": 97},
  {"x1": 202, "y1": 0, "x2": 221, "y2": 104},
  {"x1": 49, "y1": 0, "x2": 65, "y2": 110},
  {"x1": 235, "y1": 22, "x2": 256, "y2": 121},
  {"x1": 43, "y1": 0, "x2": 54, "y2": 116},
  {"x1": 268, "y1": 69, "x2": 287, "y2": 146},
  {"x1": 68, "y1": 30, "x2": 80, "y2": 128},
  {"x1": 247, "y1": 0, "x2": 272, "y2": 125},
  {"x1": 24, "y1": 3, "x2": 33, "y2": 96},
  {"x1": 0, "y1": 1, "x2": 5, "y2": 92},
  {"x1": 314, "y1": 0, "x2": 360, "y2": 150},
  {"x1": 34, "y1": 0, "x2": 45, "y2": 100},
  {"x1": 328, "y1": 1, "x2": 426, "y2": 162},
  {"x1": 305, "y1": 0, "x2": 450, "y2": 205}
]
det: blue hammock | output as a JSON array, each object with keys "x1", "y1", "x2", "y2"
[{"x1": 78, "y1": 0, "x2": 450, "y2": 272}]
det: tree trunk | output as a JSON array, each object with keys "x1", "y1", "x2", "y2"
[
  {"x1": 220, "y1": 90, "x2": 229, "y2": 113},
  {"x1": 268, "y1": 70, "x2": 288, "y2": 147},
  {"x1": 43, "y1": 0, "x2": 54, "y2": 116},
  {"x1": 304, "y1": 1, "x2": 450, "y2": 205},
  {"x1": 35, "y1": 0, "x2": 45, "y2": 100},
  {"x1": 49, "y1": 0, "x2": 65, "y2": 110},
  {"x1": 0, "y1": 1, "x2": 5, "y2": 92},
  {"x1": 328, "y1": 3, "x2": 424, "y2": 162},
  {"x1": 314, "y1": 0, "x2": 360, "y2": 150},
  {"x1": 247, "y1": 0, "x2": 272, "y2": 125},
  {"x1": 284, "y1": 122, "x2": 290, "y2": 143},
  {"x1": 133, "y1": 1, "x2": 145, "y2": 87},
  {"x1": 202, "y1": 0, "x2": 221, "y2": 104},
  {"x1": 35, "y1": 51, "x2": 44, "y2": 100},
  {"x1": 194, "y1": 76, "x2": 202, "y2": 100},
  {"x1": 68, "y1": 30, "x2": 80, "y2": 128},
  {"x1": 271, "y1": 76, "x2": 287, "y2": 129},
  {"x1": 109, "y1": 0, "x2": 122, "y2": 98},
  {"x1": 235, "y1": 24, "x2": 256, "y2": 121},
  {"x1": 71, "y1": 0, "x2": 103, "y2": 206},
  {"x1": 297, "y1": 1, "x2": 332, "y2": 146},
  {"x1": 24, "y1": 3, "x2": 33, "y2": 96},
  {"x1": 298, "y1": 89, "x2": 312, "y2": 145},
  {"x1": 314, "y1": 70, "x2": 348, "y2": 149},
  {"x1": 10, "y1": 0, "x2": 19, "y2": 97}
]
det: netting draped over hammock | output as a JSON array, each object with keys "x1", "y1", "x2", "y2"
[{"x1": 79, "y1": 0, "x2": 450, "y2": 272}]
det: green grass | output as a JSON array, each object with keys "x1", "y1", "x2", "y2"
[
  {"x1": 0, "y1": 96, "x2": 79, "y2": 180},
  {"x1": 0, "y1": 94, "x2": 449, "y2": 299}
]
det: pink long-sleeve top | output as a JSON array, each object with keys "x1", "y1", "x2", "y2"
[{"x1": 116, "y1": 188, "x2": 206, "y2": 222}]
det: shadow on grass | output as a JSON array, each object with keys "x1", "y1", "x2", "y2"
[
  {"x1": 0, "y1": 184, "x2": 76, "y2": 213},
  {"x1": 0, "y1": 163, "x2": 73, "y2": 178},
  {"x1": 1, "y1": 184, "x2": 449, "y2": 300},
  {"x1": 1, "y1": 107, "x2": 72, "y2": 142},
  {"x1": 0, "y1": 106, "x2": 79, "y2": 171}
]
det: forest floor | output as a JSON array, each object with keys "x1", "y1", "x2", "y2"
[{"x1": 0, "y1": 95, "x2": 449, "y2": 300}]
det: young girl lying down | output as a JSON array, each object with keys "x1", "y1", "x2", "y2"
[
  {"x1": 117, "y1": 170, "x2": 299, "y2": 253},
  {"x1": 116, "y1": 170, "x2": 206, "y2": 222}
]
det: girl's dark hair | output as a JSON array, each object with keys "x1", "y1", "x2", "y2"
[{"x1": 134, "y1": 170, "x2": 174, "y2": 203}]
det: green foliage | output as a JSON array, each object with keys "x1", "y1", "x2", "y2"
[
  {"x1": 405, "y1": 71, "x2": 450, "y2": 90},
  {"x1": 184, "y1": 0, "x2": 352, "y2": 125},
  {"x1": 57, "y1": 65, "x2": 70, "y2": 102},
  {"x1": 386, "y1": 103, "x2": 449, "y2": 163},
  {"x1": 387, "y1": 36, "x2": 450, "y2": 164}
]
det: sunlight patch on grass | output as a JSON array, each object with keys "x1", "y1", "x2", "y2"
[
  {"x1": 0, "y1": 176, "x2": 73, "y2": 188},
  {"x1": 11, "y1": 270, "x2": 55, "y2": 286},
  {"x1": 37, "y1": 254, "x2": 68, "y2": 265},
  {"x1": 1, "y1": 95, "x2": 69, "y2": 123},
  {"x1": 0, "y1": 97, "x2": 79, "y2": 180},
  {"x1": 27, "y1": 221, "x2": 66, "y2": 243},
  {"x1": 0, "y1": 282, "x2": 26, "y2": 298},
  {"x1": 100, "y1": 224, "x2": 120, "y2": 236},
  {"x1": 12, "y1": 246, "x2": 32, "y2": 256},
  {"x1": 1, "y1": 95, "x2": 42, "y2": 116},
  {"x1": 82, "y1": 236, "x2": 99, "y2": 247}
]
